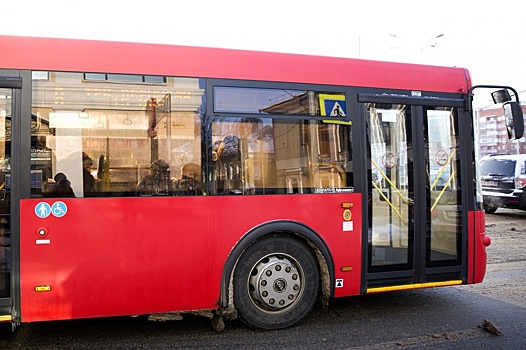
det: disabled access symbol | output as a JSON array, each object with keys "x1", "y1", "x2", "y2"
[{"x1": 51, "y1": 201, "x2": 67, "y2": 218}]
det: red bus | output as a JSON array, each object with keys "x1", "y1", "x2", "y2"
[{"x1": 0, "y1": 35, "x2": 523, "y2": 330}]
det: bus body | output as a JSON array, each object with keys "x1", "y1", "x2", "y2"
[{"x1": 0, "y1": 35, "x2": 502, "y2": 329}]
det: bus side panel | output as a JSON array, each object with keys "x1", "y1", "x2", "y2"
[
  {"x1": 19, "y1": 194, "x2": 361, "y2": 322},
  {"x1": 467, "y1": 210, "x2": 488, "y2": 284}
]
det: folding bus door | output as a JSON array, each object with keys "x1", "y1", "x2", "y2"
[
  {"x1": 362, "y1": 97, "x2": 465, "y2": 290},
  {"x1": 0, "y1": 75, "x2": 22, "y2": 322}
]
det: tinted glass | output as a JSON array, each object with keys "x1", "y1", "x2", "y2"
[
  {"x1": 480, "y1": 159, "x2": 516, "y2": 176},
  {"x1": 213, "y1": 87, "x2": 347, "y2": 119}
]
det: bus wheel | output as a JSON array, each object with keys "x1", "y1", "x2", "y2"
[{"x1": 233, "y1": 235, "x2": 319, "y2": 330}]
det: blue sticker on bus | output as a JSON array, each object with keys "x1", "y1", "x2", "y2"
[
  {"x1": 51, "y1": 201, "x2": 67, "y2": 218},
  {"x1": 35, "y1": 202, "x2": 51, "y2": 218}
]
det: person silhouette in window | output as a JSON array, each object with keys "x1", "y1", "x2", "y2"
[
  {"x1": 44, "y1": 173, "x2": 76, "y2": 198},
  {"x1": 82, "y1": 152, "x2": 96, "y2": 195}
]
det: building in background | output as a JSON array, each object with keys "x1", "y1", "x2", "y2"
[{"x1": 478, "y1": 105, "x2": 526, "y2": 156}]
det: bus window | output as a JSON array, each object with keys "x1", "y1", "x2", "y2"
[
  {"x1": 368, "y1": 104, "x2": 412, "y2": 269},
  {"x1": 208, "y1": 117, "x2": 353, "y2": 195},
  {"x1": 209, "y1": 85, "x2": 352, "y2": 195},
  {"x1": 30, "y1": 73, "x2": 204, "y2": 198},
  {"x1": 425, "y1": 107, "x2": 461, "y2": 265}
]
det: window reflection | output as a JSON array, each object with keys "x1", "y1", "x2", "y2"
[
  {"x1": 208, "y1": 117, "x2": 353, "y2": 195},
  {"x1": 367, "y1": 104, "x2": 412, "y2": 269},
  {"x1": 426, "y1": 107, "x2": 461, "y2": 265},
  {"x1": 213, "y1": 86, "x2": 348, "y2": 119},
  {"x1": 30, "y1": 73, "x2": 353, "y2": 198},
  {"x1": 31, "y1": 72, "x2": 203, "y2": 197}
]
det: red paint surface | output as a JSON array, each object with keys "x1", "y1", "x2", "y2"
[
  {"x1": 1, "y1": 35, "x2": 470, "y2": 92},
  {"x1": 467, "y1": 210, "x2": 488, "y2": 284},
  {"x1": 20, "y1": 194, "x2": 362, "y2": 322}
]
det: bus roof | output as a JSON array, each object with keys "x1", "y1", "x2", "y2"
[{"x1": 1, "y1": 35, "x2": 471, "y2": 93}]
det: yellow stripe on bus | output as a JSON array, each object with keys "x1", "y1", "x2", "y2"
[
  {"x1": 366, "y1": 280, "x2": 463, "y2": 294},
  {"x1": 0, "y1": 315, "x2": 12, "y2": 322}
]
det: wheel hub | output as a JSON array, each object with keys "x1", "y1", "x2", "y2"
[{"x1": 249, "y1": 255, "x2": 303, "y2": 312}]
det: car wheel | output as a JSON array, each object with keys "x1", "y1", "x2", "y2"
[{"x1": 484, "y1": 204, "x2": 498, "y2": 214}]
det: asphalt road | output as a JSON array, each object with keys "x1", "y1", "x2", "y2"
[{"x1": 1, "y1": 209, "x2": 525, "y2": 349}]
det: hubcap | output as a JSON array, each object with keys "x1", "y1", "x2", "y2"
[{"x1": 248, "y1": 255, "x2": 303, "y2": 312}]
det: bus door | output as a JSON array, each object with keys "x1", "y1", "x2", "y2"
[
  {"x1": 0, "y1": 76, "x2": 22, "y2": 321},
  {"x1": 362, "y1": 96, "x2": 465, "y2": 290}
]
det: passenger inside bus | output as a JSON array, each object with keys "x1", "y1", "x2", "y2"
[
  {"x1": 28, "y1": 74, "x2": 353, "y2": 199},
  {"x1": 137, "y1": 159, "x2": 171, "y2": 196},
  {"x1": 82, "y1": 152, "x2": 96, "y2": 195},
  {"x1": 175, "y1": 163, "x2": 201, "y2": 195},
  {"x1": 43, "y1": 173, "x2": 76, "y2": 198}
]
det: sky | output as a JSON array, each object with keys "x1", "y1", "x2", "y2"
[{"x1": 1, "y1": 0, "x2": 525, "y2": 108}]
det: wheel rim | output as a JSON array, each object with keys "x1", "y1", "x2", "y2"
[{"x1": 247, "y1": 253, "x2": 305, "y2": 313}]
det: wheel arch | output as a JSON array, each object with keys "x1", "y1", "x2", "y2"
[{"x1": 219, "y1": 220, "x2": 335, "y2": 309}]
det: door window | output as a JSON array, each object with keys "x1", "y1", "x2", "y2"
[
  {"x1": 425, "y1": 107, "x2": 461, "y2": 266},
  {"x1": 0, "y1": 88, "x2": 12, "y2": 298},
  {"x1": 367, "y1": 104, "x2": 413, "y2": 271}
]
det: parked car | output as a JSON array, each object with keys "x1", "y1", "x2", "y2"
[{"x1": 480, "y1": 154, "x2": 526, "y2": 213}]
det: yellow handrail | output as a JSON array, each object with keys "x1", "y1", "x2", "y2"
[
  {"x1": 371, "y1": 179, "x2": 408, "y2": 226},
  {"x1": 371, "y1": 159, "x2": 411, "y2": 206},
  {"x1": 431, "y1": 170, "x2": 457, "y2": 212},
  {"x1": 431, "y1": 150, "x2": 456, "y2": 190}
]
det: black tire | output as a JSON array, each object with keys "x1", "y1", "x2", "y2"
[
  {"x1": 484, "y1": 204, "x2": 498, "y2": 214},
  {"x1": 233, "y1": 235, "x2": 319, "y2": 330}
]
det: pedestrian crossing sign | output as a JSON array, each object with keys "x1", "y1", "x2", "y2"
[{"x1": 319, "y1": 94, "x2": 351, "y2": 125}]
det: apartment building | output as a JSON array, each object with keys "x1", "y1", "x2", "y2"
[{"x1": 478, "y1": 105, "x2": 526, "y2": 156}]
